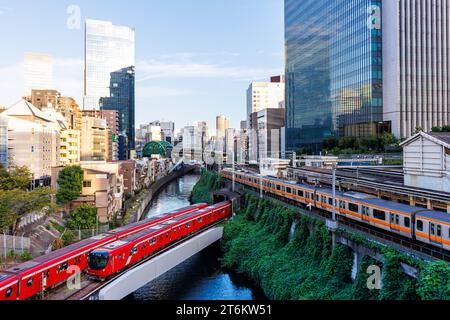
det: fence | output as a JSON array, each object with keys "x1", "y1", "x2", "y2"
[{"x1": 0, "y1": 234, "x2": 31, "y2": 258}]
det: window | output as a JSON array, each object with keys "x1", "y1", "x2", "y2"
[
  {"x1": 339, "y1": 200, "x2": 346, "y2": 209},
  {"x1": 373, "y1": 209, "x2": 385, "y2": 221},
  {"x1": 348, "y1": 203, "x2": 359, "y2": 213},
  {"x1": 198, "y1": 217, "x2": 203, "y2": 223},
  {"x1": 186, "y1": 223, "x2": 191, "y2": 229},
  {"x1": 27, "y1": 278, "x2": 33, "y2": 287},
  {"x1": 297, "y1": 190, "x2": 304, "y2": 197},
  {"x1": 328, "y1": 198, "x2": 333, "y2": 206},
  {"x1": 437, "y1": 225, "x2": 442, "y2": 237},
  {"x1": 83, "y1": 181, "x2": 92, "y2": 188},
  {"x1": 404, "y1": 217, "x2": 410, "y2": 228},
  {"x1": 173, "y1": 228, "x2": 177, "y2": 233},
  {"x1": 416, "y1": 220, "x2": 423, "y2": 231},
  {"x1": 5, "y1": 288, "x2": 13, "y2": 298},
  {"x1": 431, "y1": 224, "x2": 435, "y2": 235},
  {"x1": 151, "y1": 238, "x2": 156, "y2": 245},
  {"x1": 166, "y1": 232, "x2": 169, "y2": 238}
]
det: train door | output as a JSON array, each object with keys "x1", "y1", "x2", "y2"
[
  {"x1": 389, "y1": 213, "x2": 400, "y2": 233},
  {"x1": 362, "y1": 206, "x2": 370, "y2": 223},
  {"x1": 429, "y1": 222, "x2": 443, "y2": 245}
]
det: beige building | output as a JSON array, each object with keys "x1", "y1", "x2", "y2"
[
  {"x1": 246, "y1": 76, "x2": 285, "y2": 129},
  {"x1": 216, "y1": 115, "x2": 230, "y2": 140},
  {"x1": 81, "y1": 116, "x2": 109, "y2": 161},
  {"x1": 3, "y1": 100, "x2": 60, "y2": 180}
]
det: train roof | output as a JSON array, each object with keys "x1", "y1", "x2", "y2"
[
  {"x1": 0, "y1": 273, "x2": 15, "y2": 282},
  {"x1": 5, "y1": 260, "x2": 40, "y2": 274},
  {"x1": 416, "y1": 210, "x2": 450, "y2": 224}
]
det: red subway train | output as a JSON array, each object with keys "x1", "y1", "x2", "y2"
[
  {"x1": 87, "y1": 201, "x2": 232, "y2": 279},
  {"x1": 0, "y1": 203, "x2": 208, "y2": 301}
]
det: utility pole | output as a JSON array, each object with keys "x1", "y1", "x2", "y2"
[{"x1": 326, "y1": 163, "x2": 339, "y2": 249}]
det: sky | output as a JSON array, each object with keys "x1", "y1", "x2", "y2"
[{"x1": 0, "y1": 0, "x2": 284, "y2": 131}]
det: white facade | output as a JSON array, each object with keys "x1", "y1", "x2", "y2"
[
  {"x1": 383, "y1": 0, "x2": 450, "y2": 139},
  {"x1": 400, "y1": 132, "x2": 450, "y2": 193},
  {"x1": 246, "y1": 80, "x2": 285, "y2": 129},
  {"x1": 24, "y1": 52, "x2": 53, "y2": 96},
  {"x1": 216, "y1": 115, "x2": 230, "y2": 140},
  {"x1": 3, "y1": 100, "x2": 60, "y2": 179}
]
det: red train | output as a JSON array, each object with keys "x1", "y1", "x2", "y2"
[
  {"x1": 0, "y1": 203, "x2": 208, "y2": 301},
  {"x1": 88, "y1": 201, "x2": 232, "y2": 279}
]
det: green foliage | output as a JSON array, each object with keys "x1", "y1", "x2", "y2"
[
  {"x1": 222, "y1": 193, "x2": 450, "y2": 300},
  {"x1": 0, "y1": 187, "x2": 54, "y2": 231},
  {"x1": 7, "y1": 250, "x2": 16, "y2": 259},
  {"x1": 0, "y1": 166, "x2": 32, "y2": 191},
  {"x1": 417, "y1": 261, "x2": 450, "y2": 300},
  {"x1": 20, "y1": 251, "x2": 32, "y2": 261},
  {"x1": 191, "y1": 169, "x2": 224, "y2": 204},
  {"x1": 322, "y1": 134, "x2": 400, "y2": 155},
  {"x1": 56, "y1": 166, "x2": 83, "y2": 205},
  {"x1": 66, "y1": 204, "x2": 98, "y2": 230},
  {"x1": 431, "y1": 125, "x2": 450, "y2": 133}
]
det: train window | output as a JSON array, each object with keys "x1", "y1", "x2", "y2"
[
  {"x1": 339, "y1": 200, "x2": 346, "y2": 209},
  {"x1": 395, "y1": 215, "x2": 400, "y2": 225},
  {"x1": 430, "y1": 224, "x2": 435, "y2": 235},
  {"x1": 5, "y1": 288, "x2": 13, "y2": 298},
  {"x1": 286, "y1": 187, "x2": 292, "y2": 194},
  {"x1": 297, "y1": 190, "x2": 304, "y2": 197},
  {"x1": 151, "y1": 238, "x2": 156, "y2": 245},
  {"x1": 198, "y1": 217, "x2": 203, "y2": 223},
  {"x1": 373, "y1": 209, "x2": 386, "y2": 221},
  {"x1": 437, "y1": 225, "x2": 442, "y2": 237},
  {"x1": 166, "y1": 232, "x2": 169, "y2": 238},
  {"x1": 27, "y1": 278, "x2": 33, "y2": 287},
  {"x1": 404, "y1": 217, "x2": 410, "y2": 228},
  {"x1": 328, "y1": 198, "x2": 333, "y2": 206},
  {"x1": 276, "y1": 185, "x2": 281, "y2": 191},
  {"x1": 306, "y1": 192, "x2": 310, "y2": 199},
  {"x1": 186, "y1": 223, "x2": 191, "y2": 229},
  {"x1": 348, "y1": 203, "x2": 359, "y2": 213},
  {"x1": 173, "y1": 228, "x2": 177, "y2": 233},
  {"x1": 416, "y1": 220, "x2": 423, "y2": 231}
]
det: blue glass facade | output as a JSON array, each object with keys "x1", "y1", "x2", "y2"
[
  {"x1": 100, "y1": 66, "x2": 136, "y2": 158},
  {"x1": 285, "y1": 0, "x2": 383, "y2": 153}
]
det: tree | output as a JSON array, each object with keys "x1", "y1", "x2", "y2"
[
  {"x1": 66, "y1": 204, "x2": 98, "y2": 230},
  {"x1": 380, "y1": 132, "x2": 397, "y2": 147},
  {"x1": 0, "y1": 166, "x2": 32, "y2": 191},
  {"x1": 56, "y1": 166, "x2": 84, "y2": 206}
]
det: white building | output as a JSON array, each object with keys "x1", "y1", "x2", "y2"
[
  {"x1": 24, "y1": 52, "x2": 53, "y2": 96},
  {"x1": 383, "y1": 0, "x2": 450, "y2": 139},
  {"x1": 3, "y1": 100, "x2": 61, "y2": 180},
  {"x1": 216, "y1": 115, "x2": 230, "y2": 140},
  {"x1": 246, "y1": 76, "x2": 285, "y2": 129},
  {"x1": 400, "y1": 131, "x2": 450, "y2": 193}
]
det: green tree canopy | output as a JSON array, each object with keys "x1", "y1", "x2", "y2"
[
  {"x1": 56, "y1": 166, "x2": 84, "y2": 205},
  {"x1": 0, "y1": 165, "x2": 32, "y2": 191},
  {"x1": 67, "y1": 204, "x2": 98, "y2": 230}
]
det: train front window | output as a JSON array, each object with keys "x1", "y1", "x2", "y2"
[{"x1": 88, "y1": 252, "x2": 110, "y2": 271}]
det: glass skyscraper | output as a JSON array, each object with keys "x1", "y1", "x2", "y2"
[
  {"x1": 285, "y1": 0, "x2": 383, "y2": 153},
  {"x1": 84, "y1": 19, "x2": 135, "y2": 155},
  {"x1": 100, "y1": 66, "x2": 136, "y2": 158}
]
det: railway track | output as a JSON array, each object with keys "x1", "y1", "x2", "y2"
[
  {"x1": 44, "y1": 221, "x2": 225, "y2": 300},
  {"x1": 232, "y1": 179, "x2": 450, "y2": 263}
]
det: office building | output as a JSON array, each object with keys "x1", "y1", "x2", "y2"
[
  {"x1": 80, "y1": 115, "x2": 109, "y2": 161},
  {"x1": 84, "y1": 19, "x2": 135, "y2": 155},
  {"x1": 247, "y1": 76, "x2": 285, "y2": 128},
  {"x1": 284, "y1": 0, "x2": 383, "y2": 153},
  {"x1": 24, "y1": 53, "x2": 53, "y2": 96},
  {"x1": 216, "y1": 115, "x2": 230, "y2": 140},
  {"x1": 383, "y1": 0, "x2": 450, "y2": 138}
]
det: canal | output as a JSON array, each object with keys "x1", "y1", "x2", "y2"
[{"x1": 125, "y1": 174, "x2": 267, "y2": 300}]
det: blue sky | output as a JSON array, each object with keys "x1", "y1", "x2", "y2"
[{"x1": 0, "y1": 0, "x2": 284, "y2": 131}]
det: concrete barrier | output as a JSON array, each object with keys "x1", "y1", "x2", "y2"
[{"x1": 98, "y1": 227, "x2": 223, "y2": 300}]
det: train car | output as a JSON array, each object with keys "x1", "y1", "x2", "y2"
[
  {"x1": 0, "y1": 203, "x2": 208, "y2": 300},
  {"x1": 88, "y1": 201, "x2": 232, "y2": 279},
  {"x1": 0, "y1": 273, "x2": 19, "y2": 301},
  {"x1": 415, "y1": 211, "x2": 450, "y2": 250}
]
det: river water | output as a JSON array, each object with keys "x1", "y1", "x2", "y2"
[{"x1": 125, "y1": 174, "x2": 267, "y2": 300}]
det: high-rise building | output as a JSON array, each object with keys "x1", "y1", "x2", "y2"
[
  {"x1": 24, "y1": 53, "x2": 53, "y2": 96},
  {"x1": 27, "y1": 89, "x2": 60, "y2": 110},
  {"x1": 80, "y1": 115, "x2": 109, "y2": 162},
  {"x1": 84, "y1": 19, "x2": 135, "y2": 155},
  {"x1": 246, "y1": 76, "x2": 285, "y2": 128},
  {"x1": 284, "y1": 0, "x2": 384, "y2": 153},
  {"x1": 161, "y1": 121, "x2": 175, "y2": 144},
  {"x1": 216, "y1": 115, "x2": 230, "y2": 140},
  {"x1": 383, "y1": 0, "x2": 450, "y2": 138},
  {"x1": 83, "y1": 110, "x2": 119, "y2": 161}
]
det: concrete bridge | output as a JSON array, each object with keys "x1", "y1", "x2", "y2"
[{"x1": 80, "y1": 227, "x2": 224, "y2": 300}]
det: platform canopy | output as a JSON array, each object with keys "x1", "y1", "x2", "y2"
[{"x1": 142, "y1": 140, "x2": 173, "y2": 157}]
